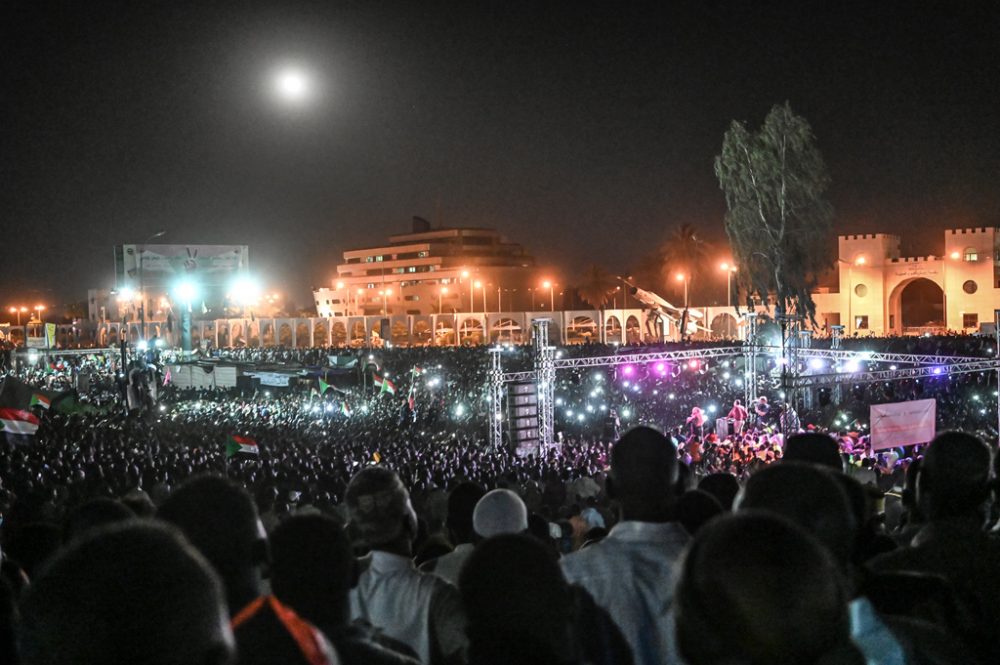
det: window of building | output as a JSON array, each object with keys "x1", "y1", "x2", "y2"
[
  {"x1": 417, "y1": 250, "x2": 429, "y2": 258},
  {"x1": 407, "y1": 266, "x2": 417, "y2": 273},
  {"x1": 392, "y1": 268, "x2": 405, "y2": 274},
  {"x1": 964, "y1": 247, "x2": 978, "y2": 262},
  {"x1": 889, "y1": 314, "x2": 895, "y2": 329},
  {"x1": 404, "y1": 295, "x2": 420, "y2": 301},
  {"x1": 963, "y1": 280, "x2": 978, "y2": 294},
  {"x1": 366, "y1": 283, "x2": 376, "y2": 289},
  {"x1": 854, "y1": 284, "x2": 868, "y2": 297},
  {"x1": 364, "y1": 256, "x2": 374, "y2": 263},
  {"x1": 375, "y1": 255, "x2": 384, "y2": 262},
  {"x1": 855, "y1": 315, "x2": 869, "y2": 330},
  {"x1": 964, "y1": 313, "x2": 979, "y2": 329}
]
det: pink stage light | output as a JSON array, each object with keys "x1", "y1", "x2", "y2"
[
  {"x1": 688, "y1": 359, "x2": 699, "y2": 369},
  {"x1": 655, "y1": 362, "x2": 667, "y2": 374},
  {"x1": 622, "y1": 365, "x2": 635, "y2": 376}
]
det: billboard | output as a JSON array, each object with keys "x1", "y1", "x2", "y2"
[{"x1": 115, "y1": 244, "x2": 249, "y2": 291}]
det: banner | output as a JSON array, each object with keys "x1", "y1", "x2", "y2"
[
  {"x1": 870, "y1": 399, "x2": 936, "y2": 450},
  {"x1": 45, "y1": 323, "x2": 57, "y2": 348}
]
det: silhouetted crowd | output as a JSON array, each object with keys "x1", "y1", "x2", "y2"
[{"x1": 2, "y1": 335, "x2": 1000, "y2": 664}]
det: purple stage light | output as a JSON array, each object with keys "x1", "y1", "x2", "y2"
[
  {"x1": 655, "y1": 362, "x2": 666, "y2": 374},
  {"x1": 622, "y1": 365, "x2": 635, "y2": 376},
  {"x1": 932, "y1": 367, "x2": 943, "y2": 375}
]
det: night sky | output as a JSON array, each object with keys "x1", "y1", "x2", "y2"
[{"x1": 3, "y1": 1, "x2": 998, "y2": 311}]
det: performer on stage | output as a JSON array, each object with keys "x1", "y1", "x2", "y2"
[
  {"x1": 686, "y1": 406, "x2": 706, "y2": 438},
  {"x1": 753, "y1": 396, "x2": 770, "y2": 431},
  {"x1": 728, "y1": 399, "x2": 748, "y2": 435}
]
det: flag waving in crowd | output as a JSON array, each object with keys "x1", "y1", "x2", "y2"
[
  {"x1": 372, "y1": 374, "x2": 396, "y2": 396},
  {"x1": 0, "y1": 377, "x2": 44, "y2": 443},
  {"x1": 225, "y1": 435, "x2": 259, "y2": 458}
]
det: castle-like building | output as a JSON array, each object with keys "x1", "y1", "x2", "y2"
[{"x1": 811, "y1": 227, "x2": 1000, "y2": 336}]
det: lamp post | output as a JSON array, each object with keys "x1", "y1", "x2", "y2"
[
  {"x1": 8, "y1": 306, "x2": 27, "y2": 326},
  {"x1": 463, "y1": 270, "x2": 473, "y2": 313},
  {"x1": 137, "y1": 230, "x2": 166, "y2": 342},
  {"x1": 474, "y1": 281, "x2": 484, "y2": 314},
  {"x1": 379, "y1": 288, "x2": 392, "y2": 316},
  {"x1": 543, "y1": 280, "x2": 554, "y2": 311},
  {"x1": 530, "y1": 288, "x2": 535, "y2": 311},
  {"x1": 720, "y1": 263, "x2": 737, "y2": 309},
  {"x1": 439, "y1": 286, "x2": 448, "y2": 314},
  {"x1": 355, "y1": 288, "x2": 363, "y2": 316}
]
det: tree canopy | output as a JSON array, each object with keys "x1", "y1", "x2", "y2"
[
  {"x1": 714, "y1": 102, "x2": 833, "y2": 320},
  {"x1": 577, "y1": 264, "x2": 618, "y2": 310}
]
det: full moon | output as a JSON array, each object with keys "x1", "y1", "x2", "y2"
[{"x1": 274, "y1": 67, "x2": 310, "y2": 103}]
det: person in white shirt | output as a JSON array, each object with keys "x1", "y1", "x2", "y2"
[
  {"x1": 561, "y1": 426, "x2": 689, "y2": 665},
  {"x1": 421, "y1": 482, "x2": 485, "y2": 585},
  {"x1": 346, "y1": 467, "x2": 466, "y2": 665}
]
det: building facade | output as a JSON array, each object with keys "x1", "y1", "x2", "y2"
[
  {"x1": 314, "y1": 217, "x2": 538, "y2": 317},
  {"x1": 811, "y1": 227, "x2": 1000, "y2": 336}
]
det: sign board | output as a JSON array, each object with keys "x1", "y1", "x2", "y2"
[
  {"x1": 245, "y1": 371, "x2": 293, "y2": 387},
  {"x1": 115, "y1": 244, "x2": 249, "y2": 291},
  {"x1": 870, "y1": 399, "x2": 936, "y2": 450},
  {"x1": 166, "y1": 364, "x2": 238, "y2": 389}
]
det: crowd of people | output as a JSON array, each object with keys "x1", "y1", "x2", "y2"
[{"x1": 1, "y1": 334, "x2": 999, "y2": 663}]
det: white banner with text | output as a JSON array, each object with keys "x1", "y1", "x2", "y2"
[{"x1": 870, "y1": 398, "x2": 936, "y2": 450}]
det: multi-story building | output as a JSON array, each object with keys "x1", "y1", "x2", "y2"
[
  {"x1": 811, "y1": 227, "x2": 1000, "y2": 335},
  {"x1": 314, "y1": 217, "x2": 538, "y2": 317}
]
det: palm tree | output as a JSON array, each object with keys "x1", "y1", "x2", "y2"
[{"x1": 577, "y1": 264, "x2": 618, "y2": 311}]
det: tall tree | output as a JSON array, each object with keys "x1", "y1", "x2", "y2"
[
  {"x1": 577, "y1": 264, "x2": 618, "y2": 311},
  {"x1": 714, "y1": 102, "x2": 833, "y2": 321}
]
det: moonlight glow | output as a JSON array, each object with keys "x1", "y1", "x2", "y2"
[{"x1": 273, "y1": 67, "x2": 311, "y2": 103}]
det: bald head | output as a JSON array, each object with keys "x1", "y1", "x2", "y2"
[
  {"x1": 19, "y1": 522, "x2": 233, "y2": 665},
  {"x1": 609, "y1": 426, "x2": 678, "y2": 521}
]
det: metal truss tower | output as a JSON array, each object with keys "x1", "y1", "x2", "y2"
[
  {"x1": 487, "y1": 346, "x2": 504, "y2": 449},
  {"x1": 532, "y1": 319, "x2": 556, "y2": 449}
]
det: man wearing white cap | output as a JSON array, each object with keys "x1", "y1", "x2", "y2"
[
  {"x1": 472, "y1": 489, "x2": 529, "y2": 538},
  {"x1": 346, "y1": 467, "x2": 466, "y2": 665}
]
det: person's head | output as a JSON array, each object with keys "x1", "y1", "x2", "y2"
[
  {"x1": 783, "y1": 432, "x2": 843, "y2": 471},
  {"x1": 697, "y1": 472, "x2": 740, "y2": 511},
  {"x1": 675, "y1": 490, "x2": 723, "y2": 536},
  {"x1": 447, "y1": 482, "x2": 486, "y2": 545},
  {"x1": 157, "y1": 475, "x2": 265, "y2": 613},
  {"x1": 62, "y1": 498, "x2": 134, "y2": 544},
  {"x1": 270, "y1": 514, "x2": 354, "y2": 630},
  {"x1": 459, "y1": 534, "x2": 574, "y2": 665},
  {"x1": 473, "y1": 489, "x2": 528, "y2": 539},
  {"x1": 345, "y1": 467, "x2": 418, "y2": 554},
  {"x1": 608, "y1": 426, "x2": 678, "y2": 521},
  {"x1": 738, "y1": 463, "x2": 856, "y2": 571},
  {"x1": 917, "y1": 431, "x2": 992, "y2": 522},
  {"x1": 18, "y1": 522, "x2": 233, "y2": 665},
  {"x1": 733, "y1": 399, "x2": 741, "y2": 407},
  {"x1": 675, "y1": 512, "x2": 862, "y2": 665}
]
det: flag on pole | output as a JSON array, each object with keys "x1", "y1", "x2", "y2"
[
  {"x1": 411, "y1": 366, "x2": 424, "y2": 376},
  {"x1": 225, "y1": 435, "x2": 260, "y2": 458},
  {"x1": 30, "y1": 393, "x2": 52, "y2": 410},
  {"x1": 0, "y1": 377, "x2": 43, "y2": 442},
  {"x1": 341, "y1": 401, "x2": 352, "y2": 417},
  {"x1": 319, "y1": 379, "x2": 331, "y2": 394},
  {"x1": 379, "y1": 377, "x2": 396, "y2": 396}
]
